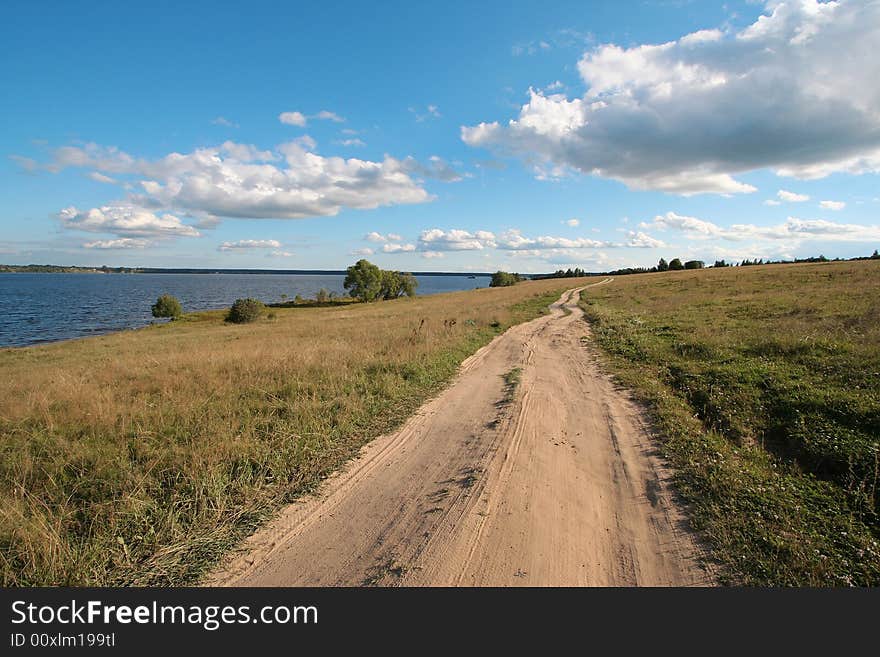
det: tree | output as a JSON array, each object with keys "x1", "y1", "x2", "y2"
[
  {"x1": 668, "y1": 258, "x2": 684, "y2": 271},
  {"x1": 713, "y1": 260, "x2": 729, "y2": 268},
  {"x1": 226, "y1": 298, "x2": 264, "y2": 324},
  {"x1": 657, "y1": 258, "x2": 669, "y2": 272},
  {"x1": 872, "y1": 249, "x2": 880, "y2": 260},
  {"x1": 490, "y1": 271, "x2": 521, "y2": 287},
  {"x1": 151, "y1": 294, "x2": 182, "y2": 320},
  {"x1": 344, "y1": 259, "x2": 383, "y2": 302},
  {"x1": 684, "y1": 260, "x2": 704, "y2": 270},
  {"x1": 315, "y1": 288, "x2": 331, "y2": 303}
]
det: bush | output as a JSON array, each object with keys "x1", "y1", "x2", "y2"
[
  {"x1": 226, "y1": 298, "x2": 265, "y2": 324},
  {"x1": 315, "y1": 288, "x2": 331, "y2": 304},
  {"x1": 684, "y1": 260, "x2": 705, "y2": 270},
  {"x1": 490, "y1": 271, "x2": 522, "y2": 287},
  {"x1": 151, "y1": 294, "x2": 182, "y2": 320},
  {"x1": 668, "y1": 258, "x2": 684, "y2": 271}
]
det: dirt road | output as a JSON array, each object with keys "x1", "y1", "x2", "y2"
[{"x1": 210, "y1": 282, "x2": 713, "y2": 586}]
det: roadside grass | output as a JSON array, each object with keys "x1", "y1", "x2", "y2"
[
  {"x1": 0, "y1": 279, "x2": 580, "y2": 586},
  {"x1": 580, "y1": 260, "x2": 880, "y2": 585}
]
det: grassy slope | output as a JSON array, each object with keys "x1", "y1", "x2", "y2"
[
  {"x1": 0, "y1": 279, "x2": 578, "y2": 586},
  {"x1": 580, "y1": 260, "x2": 880, "y2": 585}
]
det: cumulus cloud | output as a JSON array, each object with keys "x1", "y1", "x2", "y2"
[
  {"x1": 335, "y1": 138, "x2": 366, "y2": 147},
  {"x1": 778, "y1": 189, "x2": 810, "y2": 202},
  {"x1": 83, "y1": 238, "x2": 152, "y2": 249},
  {"x1": 42, "y1": 140, "x2": 435, "y2": 225},
  {"x1": 418, "y1": 228, "x2": 496, "y2": 251},
  {"x1": 626, "y1": 231, "x2": 665, "y2": 248},
  {"x1": 764, "y1": 199, "x2": 782, "y2": 206},
  {"x1": 820, "y1": 200, "x2": 846, "y2": 211},
  {"x1": 218, "y1": 239, "x2": 283, "y2": 251},
  {"x1": 495, "y1": 229, "x2": 609, "y2": 250},
  {"x1": 279, "y1": 111, "x2": 307, "y2": 126},
  {"x1": 642, "y1": 211, "x2": 880, "y2": 242},
  {"x1": 350, "y1": 247, "x2": 374, "y2": 256},
  {"x1": 58, "y1": 205, "x2": 200, "y2": 238},
  {"x1": 382, "y1": 242, "x2": 416, "y2": 253},
  {"x1": 462, "y1": 0, "x2": 880, "y2": 195},
  {"x1": 564, "y1": 218, "x2": 580, "y2": 227},
  {"x1": 364, "y1": 231, "x2": 403, "y2": 243}
]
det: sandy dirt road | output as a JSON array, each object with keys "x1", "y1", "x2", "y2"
[{"x1": 210, "y1": 282, "x2": 713, "y2": 586}]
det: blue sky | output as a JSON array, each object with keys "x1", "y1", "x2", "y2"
[{"x1": 2, "y1": 0, "x2": 879, "y2": 272}]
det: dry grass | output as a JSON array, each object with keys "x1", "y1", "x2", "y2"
[{"x1": 0, "y1": 278, "x2": 579, "y2": 585}]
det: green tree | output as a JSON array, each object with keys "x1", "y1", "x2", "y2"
[
  {"x1": 668, "y1": 258, "x2": 684, "y2": 271},
  {"x1": 684, "y1": 260, "x2": 704, "y2": 270},
  {"x1": 657, "y1": 258, "x2": 669, "y2": 272},
  {"x1": 226, "y1": 298, "x2": 265, "y2": 323},
  {"x1": 490, "y1": 271, "x2": 520, "y2": 287},
  {"x1": 151, "y1": 294, "x2": 183, "y2": 320},
  {"x1": 344, "y1": 259, "x2": 383, "y2": 302}
]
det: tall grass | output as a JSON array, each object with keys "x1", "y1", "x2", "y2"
[
  {"x1": 581, "y1": 260, "x2": 880, "y2": 585},
  {"x1": 0, "y1": 279, "x2": 576, "y2": 585}
]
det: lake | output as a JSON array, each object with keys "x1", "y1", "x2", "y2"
[{"x1": 0, "y1": 272, "x2": 492, "y2": 348}]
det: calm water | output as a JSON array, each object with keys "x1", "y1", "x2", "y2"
[{"x1": 0, "y1": 273, "x2": 491, "y2": 348}]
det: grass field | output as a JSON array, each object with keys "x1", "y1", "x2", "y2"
[
  {"x1": 0, "y1": 278, "x2": 579, "y2": 586},
  {"x1": 580, "y1": 260, "x2": 880, "y2": 586}
]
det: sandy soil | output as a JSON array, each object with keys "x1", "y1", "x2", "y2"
[{"x1": 209, "y1": 282, "x2": 714, "y2": 586}]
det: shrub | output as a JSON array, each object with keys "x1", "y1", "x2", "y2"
[
  {"x1": 315, "y1": 288, "x2": 331, "y2": 304},
  {"x1": 151, "y1": 294, "x2": 183, "y2": 320},
  {"x1": 490, "y1": 271, "x2": 522, "y2": 287},
  {"x1": 226, "y1": 298, "x2": 265, "y2": 324},
  {"x1": 684, "y1": 260, "x2": 705, "y2": 270},
  {"x1": 668, "y1": 258, "x2": 684, "y2": 271}
]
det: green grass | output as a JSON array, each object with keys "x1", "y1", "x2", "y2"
[
  {"x1": 580, "y1": 260, "x2": 880, "y2": 586},
  {"x1": 0, "y1": 280, "x2": 575, "y2": 586}
]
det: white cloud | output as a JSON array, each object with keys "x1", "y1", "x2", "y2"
[
  {"x1": 564, "y1": 218, "x2": 580, "y2": 227},
  {"x1": 382, "y1": 242, "x2": 416, "y2": 253},
  {"x1": 778, "y1": 189, "x2": 810, "y2": 202},
  {"x1": 83, "y1": 238, "x2": 152, "y2": 249},
  {"x1": 626, "y1": 231, "x2": 665, "y2": 248},
  {"x1": 335, "y1": 138, "x2": 366, "y2": 147},
  {"x1": 764, "y1": 199, "x2": 782, "y2": 206},
  {"x1": 88, "y1": 171, "x2": 116, "y2": 184},
  {"x1": 819, "y1": 200, "x2": 846, "y2": 211},
  {"x1": 418, "y1": 228, "x2": 496, "y2": 251},
  {"x1": 350, "y1": 247, "x2": 374, "y2": 256},
  {"x1": 642, "y1": 211, "x2": 880, "y2": 242},
  {"x1": 495, "y1": 229, "x2": 609, "y2": 250},
  {"x1": 279, "y1": 111, "x2": 307, "y2": 127},
  {"x1": 58, "y1": 205, "x2": 200, "y2": 238},
  {"x1": 269, "y1": 250, "x2": 295, "y2": 257},
  {"x1": 315, "y1": 110, "x2": 345, "y2": 123},
  {"x1": 44, "y1": 140, "x2": 434, "y2": 221},
  {"x1": 463, "y1": 0, "x2": 880, "y2": 195},
  {"x1": 386, "y1": 233, "x2": 403, "y2": 241},
  {"x1": 218, "y1": 239, "x2": 283, "y2": 251}
]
